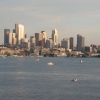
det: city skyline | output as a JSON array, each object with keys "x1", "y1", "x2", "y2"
[{"x1": 0, "y1": 0, "x2": 100, "y2": 45}]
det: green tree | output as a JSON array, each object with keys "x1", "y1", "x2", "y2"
[
  {"x1": 30, "y1": 48, "x2": 34, "y2": 53},
  {"x1": 82, "y1": 54, "x2": 86, "y2": 57},
  {"x1": 44, "y1": 54, "x2": 47, "y2": 57}
]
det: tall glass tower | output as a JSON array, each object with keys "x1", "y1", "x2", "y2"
[
  {"x1": 52, "y1": 29, "x2": 58, "y2": 47},
  {"x1": 77, "y1": 34, "x2": 85, "y2": 52}
]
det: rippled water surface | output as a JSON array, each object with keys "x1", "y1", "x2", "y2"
[{"x1": 0, "y1": 57, "x2": 100, "y2": 100}]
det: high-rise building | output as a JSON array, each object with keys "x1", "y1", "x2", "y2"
[
  {"x1": 15, "y1": 24, "x2": 24, "y2": 45},
  {"x1": 41, "y1": 31, "x2": 46, "y2": 39},
  {"x1": 12, "y1": 33, "x2": 16, "y2": 38},
  {"x1": 41, "y1": 31, "x2": 47, "y2": 43},
  {"x1": 12, "y1": 33, "x2": 17, "y2": 45},
  {"x1": 30, "y1": 36, "x2": 36, "y2": 47},
  {"x1": 45, "y1": 38, "x2": 54, "y2": 49},
  {"x1": 61, "y1": 38, "x2": 70, "y2": 49},
  {"x1": 21, "y1": 38, "x2": 28, "y2": 43},
  {"x1": 24, "y1": 34, "x2": 27, "y2": 38},
  {"x1": 13, "y1": 29, "x2": 15, "y2": 33},
  {"x1": 35, "y1": 31, "x2": 47, "y2": 47},
  {"x1": 35, "y1": 33, "x2": 39, "y2": 46},
  {"x1": 35, "y1": 33, "x2": 43, "y2": 46},
  {"x1": 23, "y1": 41, "x2": 30, "y2": 49},
  {"x1": 70, "y1": 37, "x2": 74, "y2": 50},
  {"x1": 77, "y1": 34, "x2": 85, "y2": 51},
  {"x1": 85, "y1": 46, "x2": 92, "y2": 52},
  {"x1": 52, "y1": 29, "x2": 58, "y2": 47},
  {"x1": 4, "y1": 29, "x2": 10, "y2": 45},
  {"x1": 39, "y1": 39, "x2": 46, "y2": 48},
  {"x1": 8, "y1": 33, "x2": 12, "y2": 45},
  {"x1": 12, "y1": 38, "x2": 17, "y2": 45}
]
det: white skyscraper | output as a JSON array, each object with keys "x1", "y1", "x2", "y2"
[
  {"x1": 15, "y1": 24, "x2": 24, "y2": 45},
  {"x1": 41, "y1": 31, "x2": 47, "y2": 43},
  {"x1": 41, "y1": 31, "x2": 46, "y2": 39},
  {"x1": 12, "y1": 33, "x2": 17, "y2": 45},
  {"x1": 52, "y1": 29, "x2": 58, "y2": 47},
  {"x1": 8, "y1": 33, "x2": 12, "y2": 45}
]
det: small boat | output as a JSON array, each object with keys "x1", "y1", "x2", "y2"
[
  {"x1": 71, "y1": 78, "x2": 78, "y2": 82},
  {"x1": 47, "y1": 62, "x2": 54, "y2": 65},
  {"x1": 2, "y1": 55, "x2": 6, "y2": 59},
  {"x1": 80, "y1": 60, "x2": 83, "y2": 62},
  {"x1": 35, "y1": 59, "x2": 39, "y2": 61}
]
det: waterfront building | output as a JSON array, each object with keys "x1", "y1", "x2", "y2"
[
  {"x1": 52, "y1": 29, "x2": 58, "y2": 47},
  {"x1": 97, "y1": 45, "x2": 100, "y2": 53},
  {"x1": 77, "y1": 34, "x2": 85, "y2": 52},
  {"x1": 85, "y1": 46, "x2": 92, "y2": 52},
  {"x1": 90, "y1": 44, "x2": 98, "y2": 50},
  {"x1": 15, "y1": 24, "x2": 24, "y2": 45},
  {"x1": 4, "y1": 29, "x2": 10, "y2": 45}
]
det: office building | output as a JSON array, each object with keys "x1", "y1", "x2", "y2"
[
  {"x1": 13, "y1": 29, "x2": 15, "y2": 33},
  {"x1": 12, "y1": 33, "x2": 17, "y2": 45},
  {"x1": 77, "y1": 34, "x2": 85, "y2": 52},
  {"x1": 23, "y1": 41, "x2": 30, "y2": 49},
  {"x1": 70, "y1": 37, "x2": 74, "y2": 49},
  {"x1": 85, "y1": 46, "x2": 92, "y2": 52},
  {"x1": 4, "y1": 29, "x2": 10, "y2": 45},
  {"x1": 21, "y1": 38, "x2": 28, "y2": 44},
  {"x1": 52, "y1": 29, "x2": 58, "y2": 47},
  {"x1": 41, "y1": 31, "x2": 46, "y2": 39},
  {"x1": 12, "y1": 38, "x2": 17, "y2": 45},
  {"x1": 8, "y1": 33, "x2": 12, "y2": 45},
  {"x1": 35, "y1": 33, "x2": 43, "y2": 46},
  {"x1": 30, "y1": 36, "x2": 36, "y2": 47},
  {"x1": 45, "y1": 38, "x2": 54, "y2": 49},
  {"x1": 61, "y1": 38, "x2": 70, "y2": 49},
  {"x1": 24, "y1": 34, "x2": 27, "y2": 38},
  {"x1": 15, "y1": 24, "x2": 24, "y2": 45},
  {"x1": 12, "y1": 33, "x2": 16, "y2": 38}
]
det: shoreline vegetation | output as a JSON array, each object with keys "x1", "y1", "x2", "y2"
[
  {"x1": 0, "y1": 54, "x2": 100, "y2": 58},
  {"x1": 0, "y1": 48, "x2": 100, "y2": 58}
]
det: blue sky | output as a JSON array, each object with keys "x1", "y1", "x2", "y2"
[{"x1": 0, "y1": 0, "x2": 100, "y2": 45}]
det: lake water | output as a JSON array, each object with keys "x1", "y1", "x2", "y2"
[{"x1": 0, "y1": 57, "x2": 100, "y2": 100}]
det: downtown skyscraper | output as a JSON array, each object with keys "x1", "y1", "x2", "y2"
[
  {"x1": 15, "y1": 24, "x2": 24, "y2": 45},
  {"x1": 52, "y1": 29, "x2": 58, "y2": 47},
  {"x1": 4, "y1": 29, "x2": 10, "y2": 45},
  {"x1": 70, "y1": 37, "x2": 74, "y2": 50},
  {"x1": 77, "y1": 34, "x2": 85, "y2": 52}
]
